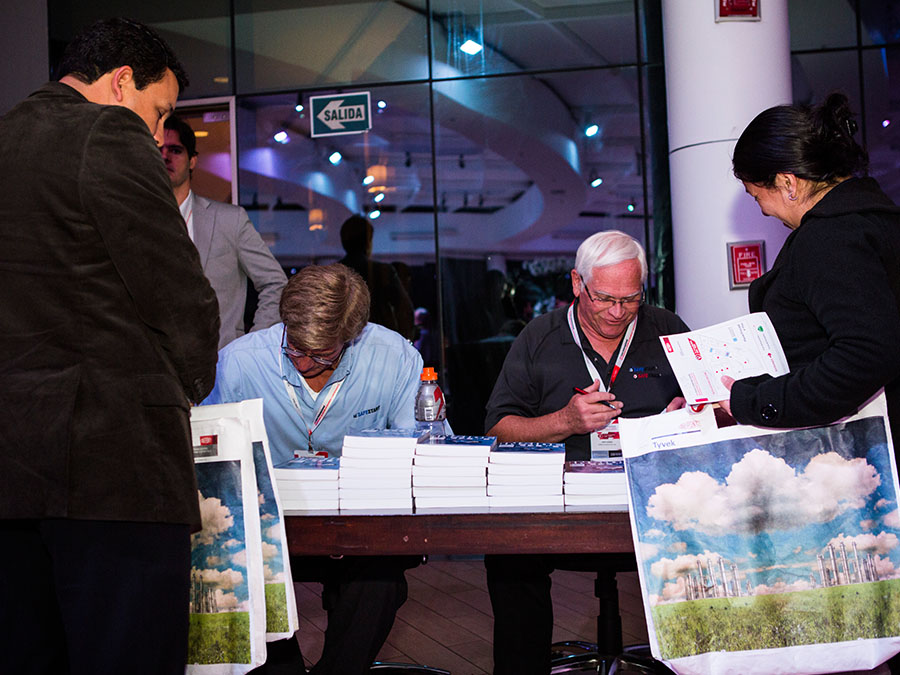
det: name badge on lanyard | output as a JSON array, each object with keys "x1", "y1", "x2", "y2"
[
  {"x1": 280, "y1": 354, "x2": 344, "y2": 456},
  {"x1": 566, "y1": 303, "x2": 637, "y2": 459}
]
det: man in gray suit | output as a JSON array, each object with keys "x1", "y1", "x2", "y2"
[{"x1": 163, "y1": 115, "x2": 287, "y2": 349}]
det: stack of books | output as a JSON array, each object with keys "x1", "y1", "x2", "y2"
[
  {"x1": 412, "y1": 435, "x2": 495, "y2": 511},
  {"x1": 563, "y1": 459, "x2": 628, "y2": 511},
  {"x1": 487, "y1": 442, "x2": 566, "y2": 511},
  {"x1": 273, "y1": 455, "x2": 340, "y2": 512},
  {"x1": 338, "y1": 428, "x2": 427, "y2": 513}
]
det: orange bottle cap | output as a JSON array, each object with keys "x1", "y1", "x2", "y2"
[{"x1": 420, "y1": 367, "x2": 438, "y2": 381}]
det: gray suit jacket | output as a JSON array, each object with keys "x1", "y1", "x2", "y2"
[{"x1": 192, "y1": 194, "x2": 287, "y2": 349}]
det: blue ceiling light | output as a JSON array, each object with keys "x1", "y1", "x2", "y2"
[
  {"x1": 328, "y1": 151, "x2": 342, "y2": 165},
  {"x1": 377, "y1": 100, "x2": 387, "y2": 110},
  {"x1": 584, "y1": 124, "x2": 599, "y2": 137},
  {"x1": 294, "y1": 103, "x2": 304, "y2": 113},
  {"x1": 373, "y1": 192, "x2": 385, "y2": 203},
  {"x1": 273, "y1": 130, "x2": 289, "y2": 144},
  {"x1": 368, "y1": 209, "x2": 381, "y2": 219},
  {"x1": 591, "y1": 176, "x2": 603, "y2": 188},
  {"x1": 460, "y1": 39, "x2": 483, "y2": 55},
  {"x1": 883, "y1": 119, "x2": 891, "y2": 128},
  {"x1": 362, "y1": 175, "x2": 375, "y2": 186},
  {"x1": 626, "y1": 203, "x2": 635, "y2": 213}
]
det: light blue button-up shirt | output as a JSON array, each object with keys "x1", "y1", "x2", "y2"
[{"x1": 203, "y1": 322, "x2": 422, "y2": 463}]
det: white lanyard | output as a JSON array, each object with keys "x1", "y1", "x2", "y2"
[
  {"x1": 280, "y1": 355, "x2": 344, "y2": 454},
  {"x1": 566, "y1": 301, "x2": 637, "y2": 390}
]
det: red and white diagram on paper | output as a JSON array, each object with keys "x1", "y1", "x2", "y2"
[{"x1": 659, "y1": 312, "x2": 789, "y2": 405}]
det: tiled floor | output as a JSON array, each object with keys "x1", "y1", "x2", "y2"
[{"x1": 295, "y1": 556, "x2": 649, "y2": 674}]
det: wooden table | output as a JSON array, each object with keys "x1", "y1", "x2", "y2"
[
  {"x1": 284, "y1": 509, "x2": 637, "y2": 656},
  {"x1": 284, "y1": 510, "x2": 634, "y2": 557}
]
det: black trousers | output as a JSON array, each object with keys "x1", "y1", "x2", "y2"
[
  {"x1": 0, "y1": 518, "x2": 191, "y2": 675},
  {"x1": 251, "y1": 555, "x2": 419, "y2": 675},
  {"x1": 485, "y1": 553, "x2": 557, "y2": 675}
]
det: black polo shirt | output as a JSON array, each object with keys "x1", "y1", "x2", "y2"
[{"x1": 485, "y1": 301, "x2": 689, "y2": 460}]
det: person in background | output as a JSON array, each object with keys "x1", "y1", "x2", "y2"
[
  {"x1": 162, "y1": 115, "x2": 287, "y2": 349},
  {"x1": 339, "y1": 214, "x2": 415, "y2": 340},
  {"x1": 0, "y1": 18, "x2": 219, "y2": 675},
  {"x1": 483, "y1": 230, "x2": 688, "y2": 675},
  {"x1": 722, "y1": 93, "x2": 900, "y2": 458},
  {"x1": 204, "y1": 263, "x2": 422, "y2": 675}
]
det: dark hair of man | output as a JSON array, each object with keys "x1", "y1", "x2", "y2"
[
  {"x1": 57, "y1": 17, "x2": 189, "y2": 94},
  {"x1": 280, "y1": 264, "x2": 371, "y2": 351},
  {"x1": 733, "y1": 92, "x2": 868, "y2": 188},
  {"x1": 340, "y1": 214, "x2": 373, "y2": 254},
  {"x1": 164, "y1": 115, "x2": 197, "y2": 157}
]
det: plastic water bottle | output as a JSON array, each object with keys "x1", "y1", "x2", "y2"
[{"x1": 415, "y1": 367, "x2": 448, "y2": 436}]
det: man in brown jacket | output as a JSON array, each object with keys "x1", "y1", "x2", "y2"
[{"x1": 0, "y1": 18, "x2": 219, "y2": 675}]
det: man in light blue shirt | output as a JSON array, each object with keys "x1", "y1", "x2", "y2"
[{"x1": 205, "y1": 263, "x2": 423, "y2": 675}]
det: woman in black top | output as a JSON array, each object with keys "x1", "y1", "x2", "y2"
[{"x1": 722, "y1": 93, "x2": 900, "y2": 453}]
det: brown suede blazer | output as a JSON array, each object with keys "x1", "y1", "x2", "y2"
[{"x1": 0, "y1": 82, "x2": 220, "y2": 528}]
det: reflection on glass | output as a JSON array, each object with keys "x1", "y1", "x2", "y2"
[
  {"x1": 788, "y1": 0, "x2": 858, "y2": 51},
  {"x1": 234, "y1": 0, "x2": 429, "y2": 92},
  {"x1": 862, "y1": 47, "x2": 900, "y2": 203}
]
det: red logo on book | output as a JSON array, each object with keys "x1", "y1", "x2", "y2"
[
  {"x1": 200, "y1": 435, "x2": 217, "y2": 446},
  {"x1": 663, "y1": 337, "x2": 673, "y2": 352},
  {"x1": 689, "y1": 338, "x2": 701, "y2": 360}
]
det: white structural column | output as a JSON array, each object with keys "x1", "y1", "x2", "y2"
[{"x1": 662, "y1": 1, "x2": 792, "y2": 329}]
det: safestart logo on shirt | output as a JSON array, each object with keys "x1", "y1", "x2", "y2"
[{"x1": 352, "y1": 404, "x2": 381, "y2": 419}]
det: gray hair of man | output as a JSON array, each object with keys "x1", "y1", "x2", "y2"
[
  {"x1": 574, "y1": 230, "x2": 648, "y2": 286},
  {"x1": 279, "y1": 264, "x2": 371, "y2": 351}
]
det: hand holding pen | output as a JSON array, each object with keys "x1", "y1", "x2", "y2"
[{"x1": 563, "y1": 379, "x2": 620, "y2": 434}]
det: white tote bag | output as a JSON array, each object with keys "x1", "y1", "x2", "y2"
[{"x1": 619, "y1": 393, "x2": 900, "y2": 675}]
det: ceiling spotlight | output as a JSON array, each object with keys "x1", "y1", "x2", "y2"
[
  {"x1": 460, "y1": 39, "x2": 483, "y2": 55},
  {"x1": 295, "y1": 103, "x2": 304, "y2": 113},
  {"x1": 273, "y1": 130, "x2": 289, "y2": 144},
  {"x1": 368, "y1": 209, "x2": 381, "y2": 219},
  {"x1": 584, "y1": 124, "x2": 599, "y2": 138},
  {"x1": 588, "y1": 169, "x2": 603, "y2": 188},
  {"x1": 883, "y1": 119, "x2": 891, "y2": 128},
  {"x1": 328, "y1": 151, "x2": 342, "y2": 165},
  {"x1": 377, "y1": 100, "x2": 387, "y2": 110},
  {"x1": 362, "y1": 175, "x2": 375, "y2": 186},
  {"x1": 626, "y1": 203, "x2": 635, "y2": 213},
  {"x1": 374, "y1": 192, "x2": 385, "y2": 203}
]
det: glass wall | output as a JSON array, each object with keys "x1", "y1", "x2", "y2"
[{"x1": 47, "y1": 0, "x2": 900, "y2": 433}]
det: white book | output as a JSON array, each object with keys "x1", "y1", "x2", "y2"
[
  {"x1": 659, "y1": 312, "x2": 788, "y2": 405},
  {"x1": 563, "y1": 482, "x2": 627, "y2": 496},
  {"x1": 488, "y1": 494, "x2": 565, "y2": 510},
  {"x1": 277, "y1": 483, "x2": 340, "y2": 498},
  {"x1": 279, "y1": 495, "x2": 340, "y2": 510},
  {"x1": 412, "y1": 464, "x2": 487, "y2": 477},
  {"x1": 338, "y1": 498, "x2": 413, "y2": 513},
  {"x1": 341, "y1": 427, "x2": 425, "y2": 460},
  {"x1": 412, "y1": 486, "x2": 487, "y2": 497},
  {"x1": 338, "y1": 487, "x2": 412, "y2": 500},
  {"x1": 488, "y1": 442, "x2": 566, "y2": 465},
  {"x1": 414, "y1": 435, "x2": 497, "y2": 457},
  {"x1": 339, "y1": 476, "x2": 411, "y2": 489},
  {"x1": 563, "y1": 493, "x2": 629, "y2": 507},
  {"x1": 487, "y1": 472, "x2": 563, "y2": 486},
  {"x1": 486, "y1": 462, "x2": 562, "y2": 475},
  {"x1": 272, "y1": 455, "x2": 340, "y2": 481},
  {"x1": 487, "y1": 484, "x2": 562, "y2": 496},
  {"x1": 412, "y1": 454, "x2": 489, "y2": 467},
  {"x1": 412, "y1": 474, "x2": 487, "y2": 488},
  {"x1": 338, "y1": 467, "x2": 412, "y2": 481},
  {"x1": 414, "y1": 495, "x2": 491, "y2": 510},
  {"x1": 339, "y1": 455, "x2": 414, "y2": 470}
]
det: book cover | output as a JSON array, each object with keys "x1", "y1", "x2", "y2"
[
  {"x1": 338, "y1": 476, "x2": 411, "y2": 490},
  {"x1": 272, "y1": 456, "x2": 340, "y2": 481},
  {"x1": 337, "y1": 467, "x2": 412, "y2": 481},
  {"x1": 414, "y1": 496, "x2": 491, "y2": 510},
  {"x1": 414, "y1": 435, "x2": 497, "y2": 456},
  {"x1": 563, "y1": 493, "x2": 628, "y2": 507},
  {"x1": 487, "y1": 494, "x2": 565, "y2": 510},
  {"x1": 276, "y1": 483, "x2": 340, "y2": 497},
  {"x1": 484, "y1": 462, "x2": 558, "y2": 475},
  {"x1": 279, "y1": 495, "x2": 340, "y2": 510},
  {"x1": 342, "y1": 428, "x2": 428, "y2": 447},
  {"x1": 338, "y1": 487, "x2": 412, "y2": 500},
  {"x1": 562, "y1": 482, "x2": 627, "y2": 496}
]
